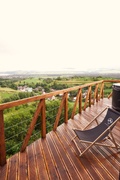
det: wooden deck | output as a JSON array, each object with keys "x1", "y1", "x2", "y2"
[{"x1": 0, "y1": 98, "x2": 120, "y2": 180}]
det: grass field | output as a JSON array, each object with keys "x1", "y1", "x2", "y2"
[
  {"x1": 0, "y1": 88, "x2": 18, "y2": 103},
  {"x1": 55, "y1": 80, "x2": 92, "y2": 84},
  {"x1": 0, "y1": 87, "x2": 16, "y2": 92},
  {"x1": 15, "y1": 77, "x2": 42, "y2": 85}
]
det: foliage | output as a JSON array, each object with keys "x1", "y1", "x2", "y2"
[
  {"x1": 0, "y1": 79, "x2": 17, "y2": 89},
  {"x1": 1, "y1": 91, "x2": 35, "y2": 103},
  {"x1": 1, "y1": 75, "x2": 115, "y2": 158},
  {"x1": 4, "y1": 99, "x2": 74, "y2": 157}
]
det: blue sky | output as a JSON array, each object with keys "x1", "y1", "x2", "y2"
[{"x1": 0, "y1": 0, "x2": 120, "y2": 72}]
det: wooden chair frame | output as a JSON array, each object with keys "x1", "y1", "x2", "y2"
[{"x1": 72, "y1": 107, "x2": 120, "y2": 157}]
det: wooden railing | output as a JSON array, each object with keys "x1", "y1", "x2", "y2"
[{"x1": 0, "y1": 79, "x2": 120, "y2": 166}]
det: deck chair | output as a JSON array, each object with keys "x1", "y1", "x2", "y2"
[{"x1": 72, "y1": 107, "x2": 120, "y2": 157}]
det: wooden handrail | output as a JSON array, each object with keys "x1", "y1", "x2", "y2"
[
  {"x1": 103, "y1": 80, "x2": 120, "y2": 83},
  {"x1": 0, "y1": 79, "x2": 120, "y2": 166},
  {"x1": 0, "y1": 80, "x2": 104, "y2": 111}
]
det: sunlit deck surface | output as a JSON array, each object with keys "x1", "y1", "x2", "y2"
[{"x1": 0, "y1": 98, "x2": 120, "y2": 180}]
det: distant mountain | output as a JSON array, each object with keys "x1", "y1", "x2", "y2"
[{"x1": 0, "y1": 68, "x2": 120, "y2": 78}]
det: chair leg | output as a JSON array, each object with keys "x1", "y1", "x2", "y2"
[
  {"x1": 71, "y1": 135, "x2": 77, "y2": 141},
  {"x1": 72, "y1": 138, "x2": 82, "y2": 155},
  {"x1": 109, "y1": 131, "x2": 120, "y2": 150}
]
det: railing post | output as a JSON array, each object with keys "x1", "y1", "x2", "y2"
[
  {"x1": 0, "y1": 110, "x2": 6, "y2": 166},
  {"x1": 71, "y1": 89, "x2": 82, "y2": 119},
  {"x1": 79, "y1": 89, "x2": 82, "y2": 114},
  {"x1": 99, "y1": 82, "x2": 104, "y2": 99},
  {"x1": 93, "y1": 84, "x2": 98, "y2": 103},
  {"x1": 102, "y1": 82, "x2": 104, "y2": 99},
  {"x1": 64, "y1": 93, "x2": 68, "y2": 124},
  {"x1": 41, "y1": 99, "x2": 46, "y2": 138},
  {"x1": 83, "y1": 86, "x2": 91, "y2": 110},
  {"x1": 96, "y1": 84, "x2": 99, "y2": 102},
  {"x1": 89, "y1": 86, "x2": 92, "y2": 107}
]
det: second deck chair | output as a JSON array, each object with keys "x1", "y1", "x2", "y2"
[{"x1": 72, "y1": 107, "x2": 120, "y2": 156}]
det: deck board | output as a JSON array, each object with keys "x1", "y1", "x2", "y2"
[
  {"x1": 34, "y1": 140, "x2": 49, "y2": 180},
  {"x1": 8, "y1": 153, "x2": 18, "y2": 180},
  {"x1": 0, "y1": 98, "x2": 120, "y2": 179},
  {"x1": 41, "y1": 137, "x2": 60, "y2": 179},
  {"x1": 18, "y1": 151, "x2": 28, "y2": 180}
]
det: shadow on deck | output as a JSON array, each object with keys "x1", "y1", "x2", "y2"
[{"x1": 0, "y1": 98, "x2": 120, "y2": 180}]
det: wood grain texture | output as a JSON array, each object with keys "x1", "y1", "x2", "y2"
[{"x1": 0, "y1": 98, "x2": 120, "y2": 179}]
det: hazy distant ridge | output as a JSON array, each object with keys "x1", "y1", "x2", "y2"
[{"x1": 0, "y1": 68, "x2": 120, "y2": 78}]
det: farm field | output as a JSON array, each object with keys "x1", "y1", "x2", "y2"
[
  {"x1": 0, "y1": 76, "x2": 114, "y2": 103},
  {"x1": 0, "y1": 87, "x2": 18, "y2": 102},
  {"x1": 15, "y1": 77, "x2": 42, "y2": 85}
]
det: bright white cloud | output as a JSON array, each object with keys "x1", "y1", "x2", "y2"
[{"x1": 0, "y1": 0, "x2": 120, "y2": 72}]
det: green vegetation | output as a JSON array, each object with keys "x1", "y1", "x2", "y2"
[
  {"x1": 4, "y1": 99, "x2": 75, "y2": 157},
  {"x1": 15, "y1": 77, "x2": 43, "y2": 87},
  {"x1": 0, "y1": 75, "x2": 115, "y2": 157},
  {"x1": 0, "y1": 76, "x2": 114, "y2": 103}
]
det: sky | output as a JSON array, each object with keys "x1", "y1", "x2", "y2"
[{"x1": 0, "y1": 0, "x2": 120, "y2": 72}]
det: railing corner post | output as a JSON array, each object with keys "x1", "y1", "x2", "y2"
[
  {"x1": 0, "y1": 110, "x2": 6, "y2": 166},
  {"x1": 41, "y1": 99, "x2": 46, "y2": 138}
]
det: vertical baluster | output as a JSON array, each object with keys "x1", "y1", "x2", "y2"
[
  {"x1": 102, "y1": 82, "x2": 104, "y2": 98},
  {"x1": 64, "y1": 93, "x2": 68, "y2": 124},
  {"x1": 89, "y1": 86, "x2": 92, "y2": 107},
  {"x1": 79, "y1": 89, "x2": 82, "y2": 114},
  {"x1": 93, "y1": 84, "x2": 98, "y2": 103},
  {"x1": 41, "y1": 99, "x2": 46, "y2": 138},
  {"x1": 71, "y1": 89, "x2": 81, "y2": 119},
  {"x1": 83, "y1": 86, "x2": 91, "y2": 110},
  {"x1": 0, "y1": 110, "x2": 6, "y2": 166},
  {"x1": 96, "y1": 84, "x2": 98, "y2": 102}
]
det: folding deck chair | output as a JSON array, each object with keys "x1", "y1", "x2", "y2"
[{"x1": 72, "y1": 107, "x2": 120, "y2": 157}]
